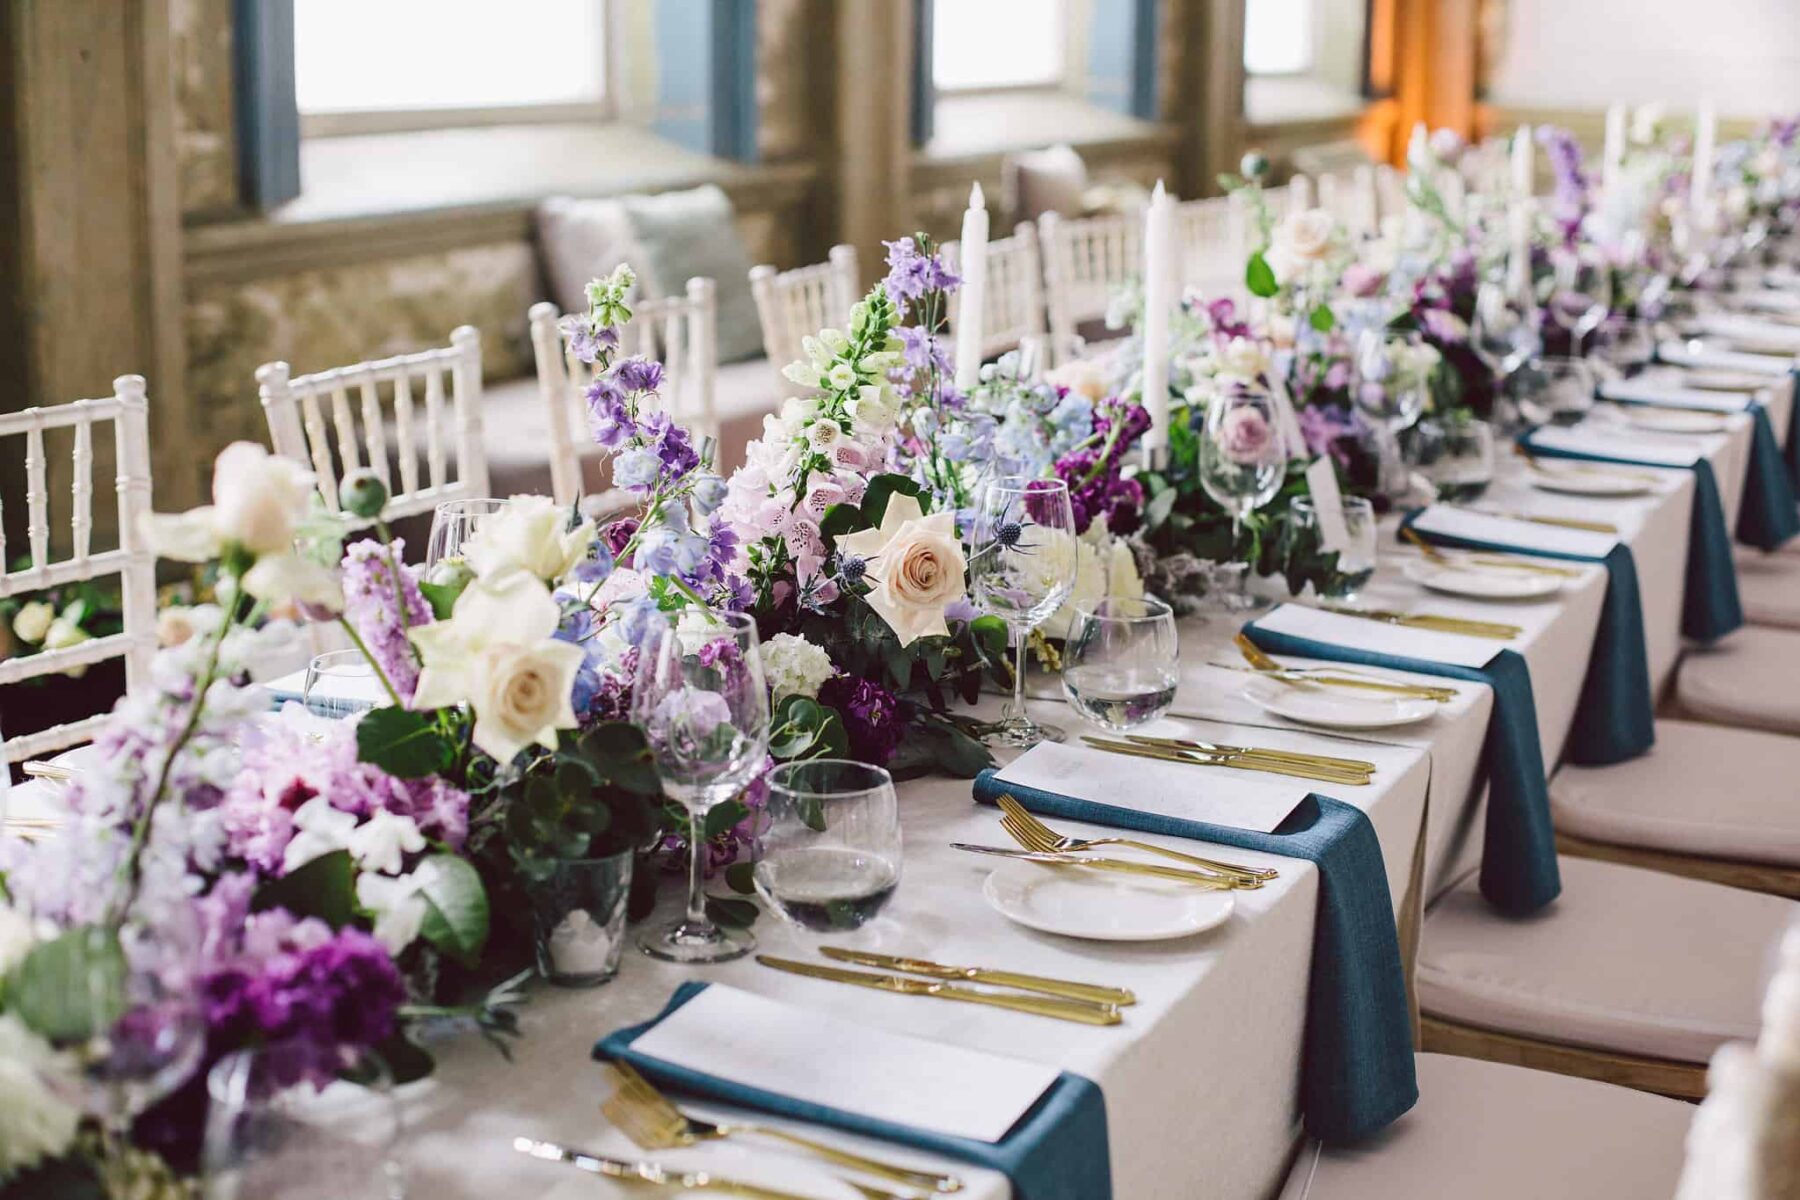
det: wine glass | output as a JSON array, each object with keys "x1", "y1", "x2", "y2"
[
  {"x1": 753, "y1": 760, "x2": 901, "y2": 936},
  {"x1": 631, "y1": 608, "x2": 770, "y2": 963},
  {"x1": 1060, "y1": 597, "x2": 1179, "y2": 732},
  {"x1": 1198, "y1": 385, "x2": 1289, "y2": 608},
  {"x1": 1290, "y1": 496, "x2": 1378, "y2": 600},
  {"x1": 968, "y1": 476, "x2": 1078, "y2": 749},
  {"x1": 203, "y1": 1048, "x2": 404, "y2": 1199},
  {"x1": 1407, "y1": 415, "x2": 1496, "y2": 502},
  {"x1": 424, "y1": 498, "x2": 505, "y2": 571},
  {"x1": 1470, "y1": 277, "x2": 1542, "y2": 383},
  {"x1": 1544, "y1": 245, "x2": 1614, "y2": 352},
  {"x1": 302, "y1": 649, "x2": 383, "y2": 719},
  {"x1": 1352, "y1": 329, "x2": 1431, "y2": 496},
  {"x1": 1596, "y1": 317, "x2": 1656, "y2": 378},
  {"x1": 1530, "y1": 356, "x2": 1596, "y2": 426}
]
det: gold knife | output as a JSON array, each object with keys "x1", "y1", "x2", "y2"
[
  {"x1": 513, "y1": 1137, "x2": 819, "y2": 1198},
  {"x1": 1079, "y1": 736, "x2": 1372, "y2": 785},
  {"x1": 1317, "y1": 604, "x2": 1520, "y2": 640},
  {"x1": 819, "y1": 946, "x2": 1137, "y2": 1007},
  {"x1": 1475, "y1": 510, "x2": 1619, "y2": 535},
  {"x1": 1206, "y1": 662, "x2": 1459, "y2": 702},
  {"x1": 1125, "y1": 734, "x2": 1377, "y2": 774},
  {"x1": 755, "y1": 956, "x2": 1123, "y2": 1026},
  {"x1": 951, "y1": 843, "x2": 1242, "y2": 887}
]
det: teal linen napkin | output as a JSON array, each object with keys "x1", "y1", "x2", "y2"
[
  {"x1": 1240, "y1": 621, "x2": 1561, "y2": 915},
  {"x1": 1397, "y1": 512, "x2": 1653, "y2": 765},
  {"x1": 972, "y1": 773, "x2": 1417, "y2": 1143},
  {"x1": 1518, "y1": 431, "x2": 1744, "y2": 640},
  {"x1": 596, "y1": 983, "x2": 1112, "y2": 1200}
]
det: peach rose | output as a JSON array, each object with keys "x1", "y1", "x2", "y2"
[{"x1": 836, "y1": 494, "x2": 968, "y2": 647}]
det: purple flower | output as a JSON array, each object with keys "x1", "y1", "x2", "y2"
[
  {"x1": 882, "y1": 236, "x2": 960, "y2": 312},
  {"x1": 586, "y1": 377, "x2": 632, "y2": 449},
  {"x1": 601, "y1": 518, "x2": 640, "y2": 563},
  {"x1": 559, "y1": 314, "x2": 618, "y2": 365},
  {"x1": 817, "y1": 674, "x2": 903, "y2": 766},
  {"x1": 1537, "y1": 125, "x2": 1590, "y2": 248},
  {"x1": 895, "y1": 325, "x2": 952, "y2": 374},
  {"x1": 613, "y1": 448, "x2": 663, "y2": 491},
  {"x1": 611, "y1": 355, "x2": 663, "y2": 394},
  {"x1": 1206, "y1": 296, "x2": 1252, "y2": 340},
  {"x1": 341, "y1": 539, "x2": 431, "y2": 703}
]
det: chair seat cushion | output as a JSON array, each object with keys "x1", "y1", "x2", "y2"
[
  {"x1": 483, "y1": 359, "x2": 778, "y2": 498},
  {"x1": 1551, "y1": 719, "x2": 1800, "y2": 866},
  {"x1": 1276, "y1": 1053, "x2": 1691, "y2": 1200},
  {"x1": 1735, "y1": 547, "x2": 1800, "y2": 629},
  {"x1": 1676, "y1": 624, "x2": 1800, "y2": 735},
  {"x1": 1419, "y1": 856, "x2": 1787, "y2": 1063}
]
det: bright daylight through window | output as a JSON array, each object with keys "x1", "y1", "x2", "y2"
[
  {"x1": 932, "y1": 0, "x2": 1065, "y2": 91},
  {"x1": 1244, "y1": 0, "x2": 1316, "y2": 75}
]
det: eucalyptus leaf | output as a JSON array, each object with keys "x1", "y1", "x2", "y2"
[
  {"x1": 356, "y1": 707, "x2": 454, "y2": 779},
  {"x1": 1309, "y1": 303, "x2": 1336, "y2": 333},
  {"x1": 724, "y1": 861, "x2": 757, "y2": 895},
  {"x1": 416, "y1": 854, "x2": 490, "y2": 967},
  {"x1": 7, "y1": 926, "x2": 126, "y2": 1043},
  {"x1": 704, "y1": 896, "x2": 760, "y2": 929}
]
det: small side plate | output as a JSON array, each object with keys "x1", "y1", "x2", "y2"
[{"x1": 982, "y1": 860, "x2": 1235, "y2": 942}]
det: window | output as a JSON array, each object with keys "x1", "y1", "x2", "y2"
[
  {"x1": 932, "y1": 0, "x2": 1066, "y2": 92},
  {"x1": 1244, "y1": 0, "x2": 1315, "y2": 76},
  {"x1": 295, "y1": 0, "x2": 613, "y2": 135}
]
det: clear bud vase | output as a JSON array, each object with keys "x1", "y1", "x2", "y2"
[{"x1": 528, "y1": 850, "x2": 635, "y2": 988}]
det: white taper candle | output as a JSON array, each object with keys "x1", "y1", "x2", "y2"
[
  {"x1": 953, "y1": 182, "x2": 989, "y2": 393},
  {"x1": 1602, "y1": 103, "x2": 1626, "y2": 201},
  {"x1": 1692, "y1": 97, "x2": 1717, "y2": 210},
  {"x1": 1511, "y1": 124, "x2": 1535, "y2": 198},
  {"x1": 1141, "y1": 180, "x2": 1173, "y2": 454}
]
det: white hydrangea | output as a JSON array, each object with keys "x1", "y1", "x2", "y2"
[
  {"x1": 0, "y1": 1015, "x2": 81, "y2": 1179},
  {"x1": 1049, "y1": 528, "x2": 1146, "y2": 636},
  {"x1": 760, "y1": 633, "x2": 837, "y2": 701}
]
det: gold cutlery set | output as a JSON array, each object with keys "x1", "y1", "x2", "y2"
[
  {"x1": 1399, "y1": 527, "x2": 1582, "y2": 580},
  {"x1": 1229, "y1": 634, "x2": 1457, "y2": 702},
  {"x1": 1076, "y1": 733, "x2": 1373, "y2": 786},
  {"x1": 1314, "y1": 602, "x2": 1520, "y2": 640}
]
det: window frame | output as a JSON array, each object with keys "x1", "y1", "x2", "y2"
[{"x1": 295, "y1": 0, "x2": 622, "y2": 139}]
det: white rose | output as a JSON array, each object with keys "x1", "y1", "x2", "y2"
[
  {"x1": 10, "y1": 601, "x2": 53, "y2": 646},
  {"x1": 0, "y1": 1015, "x2": 82, "y2": 1178},
  {"x1": 1045, "y1": 359, "x2": 1109, "y2": 402},
  {"x1": 1215, "y1": 336, "x2": 1271, "y2": 382},
  {"x1": 836, "y1": 494, "x2": 967, "y2": 647},
  {"x1": 468, "y1": 640, "x2": 584, "y2": 763},
  {"x1": 463, "y1": 494, "x2": 593, "y2": 584},
  {"x1": 760, "y1": 633, "x2": 837, "y2": 701},
  {"x1": 210, "y1": 441, "x2": 316, "y2": 556},
  {"x1": 241, "y1": 552, "x2": 344, "y2": 612},
  {"x1": 1272, "y1": 208, "x2": 1339, "y2": 263}
]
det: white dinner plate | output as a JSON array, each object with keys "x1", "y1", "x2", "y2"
[
  {"x1": 1681, "y1": 369, "x2": 1770, "y2": 392},
  {"x1": 1239, "y1": 673, "x2": 1438, "y2": 731},
  {"x1": 981, "y1": 859, "x2": 1235, "y2": 942},
  {"x1": 1525, "y1": 465, "x2": 1653, "y2": 497},
  {"x1": 1616, "y1": 407, "x2": 1732, "y2": 435},
  {"x1": 1400, "y1": 556, "x2": 1566, "y2": 600}
]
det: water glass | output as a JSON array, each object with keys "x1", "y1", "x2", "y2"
[
  {"x1": 631, "y1": 609, "x2": 770, "y2": 963},
  {"x1": 203, "y1": 1048, "x2": 404, "y2": 1200},
  {"x1": 1060, "y1": 597, "x2": 1179, "y2": 732},
  {"x1": 302, "y1": 650, "x2": 384, "y2": 719},
  {"x1": 527, "y1": 851, "x2": 634, "y2": 987},
  {"x1": 1530, "y1": 356, "x2": 1597, "y2": 426},
  {"x1": 968, "y1": 477, "x2": 1078, "y2": 748},
  {"x1": 1408, "y1": 415, "x2": 1496, "y2": 502},
  {"x1": 1290, "y1": 496, "x2": 1378, "y2": 600},
  {"x1": 754, "y1": 760, "x2": 901, "y2": 936},
  {"x1": 425, "y1": 498, "x2": 506, "y2": 570}
]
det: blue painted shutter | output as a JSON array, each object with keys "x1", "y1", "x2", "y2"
[
  {"x1": 234, "y1": 0, "x2": 300, "y2": 209},
  {"x1": 1084, "y1": 0, "x2": 1158, "y2": 121},
  {"x1": 911, "y1": 0, "x2": 935, "y2": 145},
  {"x1": 651, "y1": 0, "x2": 759, "y2": 162}
]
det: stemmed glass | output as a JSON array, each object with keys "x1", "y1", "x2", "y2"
[
  {"x1": 425, "y1": 498, "x2": 505, "y2": 571},
  {"x1": 753, "y1": 760, "x2": 901, "y2": 936},
  {"x1": 1470, "y1": 277, "x2": 1542, "y2": 426},
  {"x1": 1543, "y1": 244, "x2": 1614, "y2": 353},
  {"x1": 631, "y1": 609, "x2": 770, "y2": 963},
  {"x1": 1197, "y1": 385, "x2": 1289, "y2": 609},
  {"x1": 1060, "y1": 597, "x2": 1179, "y2": 732},
  {"x1": 1352, "y1": 328, "x2": 1430, "y2": 495},
  {"x1": 302, "y1": 649, "x2": 383, "y2": 719},
  {"x1": 1595, "y1": 317, "x2": 1657, "y2": 379},
  {"x1": 968, "y1": 476, "x2": 1077, "y2": 749},
  {"x1": 1531, "y1": 356, "x2": 1596, "y2": 426}
]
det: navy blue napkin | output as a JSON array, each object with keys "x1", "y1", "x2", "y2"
[
  {"x1": 972, "y1": 772, "x2": 1416, "y2": 1143},
  {"x1": 596, "y1": 983, "x2": 1112, "y2": 1200},
  {"x1": 1519, "y1": 431, "x2": 1744, "y2": 640},
  {"x1": 1397, "y1": 512, "x2": 1653, "y2": 765},
  {"x1": 1788, "y1": 366, "x2": 1800, "y2": 488},
  {"x1": 1241, "y1": 620, "x2": 1561, "y2": 916}
]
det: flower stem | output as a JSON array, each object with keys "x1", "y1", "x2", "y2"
[{"x1": 337, "y1": 615, "x2": 403, "y2": 707}]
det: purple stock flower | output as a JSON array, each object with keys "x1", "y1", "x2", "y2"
[
  {"x1": 586, "y1": 377, "x2": 632, "y2": 449},
  {"x1": 1537, "y1": 125, "x2": 1591, "y2": 248},
  {"x1": 341, "y1": 538, "x2": 431, "y2": 703},
  {"x1": 611, "y1": 355, "x2": 663, "y2": 394},
  {"x1": 882, "y1": 236, "x2": 960, "y2": 312},
  {"x1": 818, "y1": 675, "x2": 904, "y2": 766}
]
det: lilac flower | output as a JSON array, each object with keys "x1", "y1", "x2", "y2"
[
  {"x1": 882, "y1": 236, "x2": 960, "y2": 312},
  {"x1": 616, "y1": 594, "x2": 666, "y2": 648},
  {"x1": 569, "y1": 540, "x2": 616, "y2": 585},
  {"x1": 895, "y1": 324, "x2": 952, "y2": 374},
  {"x1": 341, "y1": 538, "x2": 431, "y2": 702},
  {"x1": 586, "y1": 377, "x2": 632, "y2": 449},
  {"x1": 611, "y1": 356, "x2": 663, "y2": 394},
  {"x1": 613, "y1": 448, "x2": 663, "y2": 491},
  {"x1": 559, "y1": 314, "x2": 618, "y2": 365},
  {"x1": 1537, "y1": 125, "x2": 1591, "y2": 248},
  {"x1": 817, "y1": 675, "x2": 904, "y2": 766}
]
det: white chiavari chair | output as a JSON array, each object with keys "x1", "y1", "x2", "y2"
[
  {"x1": 0, "y1": 377, "x2": 156, "y2": 763},
  {"x1": 528, "y1": 277, "x2": 720, "y2": 508},
  {"x1": 1174, "y1": 195, "x2": 1244, "y2": 298},
  {"x1": 1319, "y1": 165, "x2": 1380, "y2": 239},
  {"x1": 1038, "y1": 209, "x2": 1141, "y2": 365},
  {"x1": 748, "y1": 244, "x2": 860, "y2": 391},
  {"x1": 942, "y1": 222, "x2": 1048, "y2": 366},
  {"x1": 257, "y1": 328, "x2": 489, "y2": 530},
  {"x1": 1374, "y1": 162, "x2": 1408, "y2": 223},
  {"x1": 1286, "y1": 172, "x2": 1314, "y2": 213}
]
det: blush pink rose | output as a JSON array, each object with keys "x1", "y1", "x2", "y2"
[{"x1": 1218, "y1": 405, "x2": 1274, "y2": 465}]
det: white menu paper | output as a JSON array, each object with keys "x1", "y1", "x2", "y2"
[
  {"x1": 1657, "y1": 339, "x2": 1792, "y2": 376},
  {"x1": 1252, "y1": 602, "x2": 1502, "y2": 669},
  {"x1": 1526, "y1": 426, "x2": 1705, "y2": 467},
  {"x1": 994, "y1": 736, "x2": 1307, "y2": 835},
  {"x1": 1411, "y1": 505, "x2": 1616, "y2": 558},
  {"x1": 1692, "y1": 313, "x2": 1800, "y2": 352},
  {"x1": 1304, "y1": 457, "x2": 1351, "y2": 554},
  {"x1": 1599, "y1": 379, "x2": 1756, "y2": 414},
  {"x1": 630, "y1": 986, "x2": 1062, "y2": 1144}
]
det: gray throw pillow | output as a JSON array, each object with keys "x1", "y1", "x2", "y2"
[{"x1": 619, "y1": 184, "x2": 763, "y2": 363}]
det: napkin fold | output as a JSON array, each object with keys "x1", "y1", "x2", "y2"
[
  {"x1": 596, "y1": 983, "x2": 1111, "y2": 1200},
  {"x1": 1240, "y1": 621, "x2": 1560, "y2": 915},
  {"x1": 1397, "y1": 513, "x2": 1652, "y2": 765},
  {"x1": 1518, "y1": 431, "x2": 1744, "y2": 640},
  {"x1": 972, "y1": 772, "x2": 1417, "y2": 1144},
  {"x1": 1788, "y1": 366, "x2": 1800, "y2": 487}
]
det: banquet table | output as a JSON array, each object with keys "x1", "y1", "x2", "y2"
[{"x1": 7, "y1": 356, "x2": 1794, "y2": 1200}]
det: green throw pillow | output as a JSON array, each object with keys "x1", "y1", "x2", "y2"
[{"x1": 619, "y1": 184, "x2": 763, "y2": 364}]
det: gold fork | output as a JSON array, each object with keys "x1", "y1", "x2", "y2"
[
  {"x1": 1232, "y1": 634, "x2": 1458, "y2": 701},
  {"x1": 602, "y1": 1062, "x2": 963, "y2": 1195},
  {"x1": 997, "y1": 794, "x2": 1274, "y2": 884},
  {"x1": 1400, "y1": 527, "x2": 1581, "y2": 578}
]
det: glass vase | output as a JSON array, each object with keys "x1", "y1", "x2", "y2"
[{"x1": 527, "y1": 850, "x2": 634, "y2": 987}]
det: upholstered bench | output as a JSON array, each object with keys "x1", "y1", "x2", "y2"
[
  {"x1": 1734, "y1": 546, "x2": 1800, "y2": 629},
  {"x1": 1675, "y1": 624, "x2": 1800, "y2": 735},
  {"x1": 1418, "y1": 856, "x2": 1791, "y2": 1097},
  {"x1": 1275, "y1": 1053, "x2": 1691, "y2": 1199}
]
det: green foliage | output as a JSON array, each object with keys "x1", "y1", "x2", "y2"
[
  {"x1": 254, "y1": 850, "x2": 359, "y2": 928},
  {"x1": 5, "y1": 926, "x2": 126, "y2": 1043},
  {"x1": 769, "y1": 693, "x2": 849, "y2": 761},
  {"x1": 1245, "y1": 250, "x2": 1279, "y2": 298},
  {"x1": 415, "y1": 854, "x2": 489, "y2": 967},
  {"x1": 501, "y1": 721, "x2": 664, "y2": 879},
  {"x1": 1309, "y1": 302, "x2": 1336, "y2": 333},
  {"x1": 858, "y1": 473, "x2": 924, "y2": 528},
  {"x1": 356, "y1": 707, "x2": 455, "y2": 779}
]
